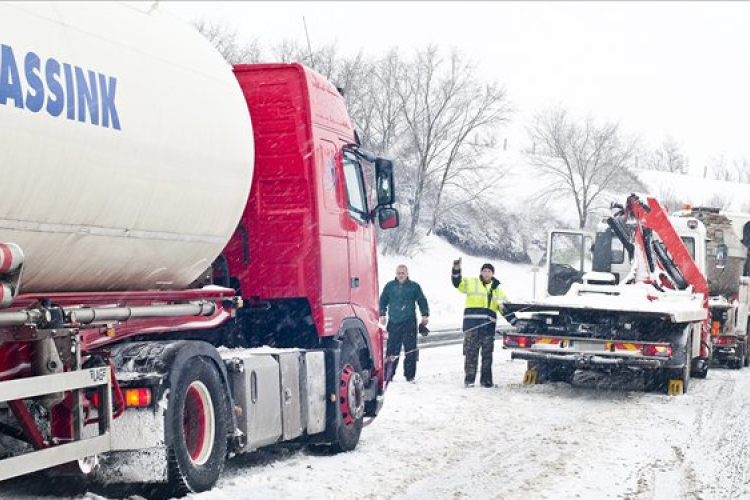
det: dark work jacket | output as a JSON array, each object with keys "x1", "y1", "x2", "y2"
[{"x1": 379, "y1": 278, "x2": 429, "y2": 324}]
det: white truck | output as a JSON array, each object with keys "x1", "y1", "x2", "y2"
[{"x1": 504, "y1": 195, "x2": 711, "y2": 395}]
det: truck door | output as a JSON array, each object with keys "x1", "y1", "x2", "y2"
[
  {"x1": 547, "y1": 230, "x2": 593, "y2": 296},
  {"x1": 341, "y1": 150, "x2": 376, "y2": 312}
]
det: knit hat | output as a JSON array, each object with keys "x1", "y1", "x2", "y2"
[{"x1": 481, "y1": 263, "x2": 495, "y2": 273}]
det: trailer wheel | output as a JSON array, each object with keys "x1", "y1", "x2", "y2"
[
  {"x1": 165, "y1": 358, "x2": 228, "y2": 494},
  {"x1": 331, "y1": 344, "x2": 364, "y2": 452}
]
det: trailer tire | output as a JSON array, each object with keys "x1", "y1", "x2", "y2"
[
  {"x1": 330, "y1": 343, "x2": 364, "y2": 453},
  {"x1": 165, "y1": 358, "x2": 228, "y2": 494}
]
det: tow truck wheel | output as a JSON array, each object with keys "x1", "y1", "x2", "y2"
[
  {"x1": 330, "y1": 343, "x2": 364, "y2": 453},
  {"x1": 165, "y1": 358, "x2": 228, "y2": 494}
]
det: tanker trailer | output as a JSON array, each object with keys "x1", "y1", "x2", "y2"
[
  {"x1": 0, "y1": 1, "x2": 254, "y2": 292},
  {"x1": 0, "y1": 2, "x2": 399, "y2": 495}
]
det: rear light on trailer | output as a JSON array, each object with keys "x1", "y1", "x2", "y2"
[
  {"x1": 714, "y1": 336, "x2": 737, "y2": 346},
  {"x1": 504, "y1": 334, "x2": 535, "y2": 348},
  {"x1": 641, "y1": 344, "x2": 672, "y2": 358},
  {"x1": 124, "y1": 388, "x2": 152, "y2": 408}
]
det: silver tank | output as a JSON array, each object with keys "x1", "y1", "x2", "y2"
[{"x1": 0, "y1": 2, "x2": 254, "y2": 292}]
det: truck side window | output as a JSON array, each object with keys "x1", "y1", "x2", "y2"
[
  {"x1": 343, "y1": 151, "x2": 369, "y2": 223},
  {"x1": 611, "y1": 238, "x2": 624, "y2": 264},
  {"x1": 681, "y1": 237, "x2": 696, "y2": 261}
]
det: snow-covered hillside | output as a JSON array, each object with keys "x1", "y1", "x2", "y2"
[{"x1": 636, "y1": 169, "x2": 750, "y2": 212}]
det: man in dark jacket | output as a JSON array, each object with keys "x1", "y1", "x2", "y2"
[{"x1": 380, "y1": 264, "x2": 430, "y2": 383}]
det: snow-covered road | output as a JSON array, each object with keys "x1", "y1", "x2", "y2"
[{"x1": 3, "y1": 342, "x2": 750, "y2": 500}]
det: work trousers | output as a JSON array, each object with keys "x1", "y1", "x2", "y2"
[
  {"x1": 463, "y1": 319, "x2": 496, "y2": 386},
  {"x1": 386, "y1": 319, "x2": 418, "y2": 381}
]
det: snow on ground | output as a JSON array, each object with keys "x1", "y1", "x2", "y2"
[
  {"x1": 5, "y1": 223, "x2": 750, "y2": 500},
  {"x1": 6, "y1": 343, "x2": 750, "y2": 500}
]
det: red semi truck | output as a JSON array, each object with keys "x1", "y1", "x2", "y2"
[{"x1": 0, "y1": 3, "x2": 397, "y2": 494}]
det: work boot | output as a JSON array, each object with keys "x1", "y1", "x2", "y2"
[{"x1": 464, "y1": 382, "x2": 475, "y2": 388}]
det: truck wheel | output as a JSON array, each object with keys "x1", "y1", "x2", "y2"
[
  {"x1": 731, "y1": 354, "x2": 745, "y2": 370},
  {"x1": 165, "y1": 358, "x2": 228, "y2": 494},
  {"x1": 331, "y1": 344, "x2": 364, "y2": 453},
  {"x1": 691, "y1": 339, "x2": 710, "y2": 379}
]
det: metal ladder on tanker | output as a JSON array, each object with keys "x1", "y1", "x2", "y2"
[{"x1": 0, "y1": 353, "x2": 113, "y2": 480}]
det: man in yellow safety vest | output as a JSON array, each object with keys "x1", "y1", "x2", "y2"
[{"x1": 452, "y1": 258, "x2": 507, "y2": 388}]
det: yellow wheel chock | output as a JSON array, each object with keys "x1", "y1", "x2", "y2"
[
  {"x1": 523, "y1": 369, "x2": 538, "y2": 385},
  {"x1": 667, "y1": 379, "x2": 684, "y2": 396}
]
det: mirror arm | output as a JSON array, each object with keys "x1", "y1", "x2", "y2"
[{"x1": 370, "y1": 203, "x2": 385, "y2": 222}]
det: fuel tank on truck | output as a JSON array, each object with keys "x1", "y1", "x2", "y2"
[{"x1": 0, "y1": 2, "x2": 254, "y2": 292}]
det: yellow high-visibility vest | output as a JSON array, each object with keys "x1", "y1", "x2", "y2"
[{"x1": 457, "y1": 277, "x2": 506, "y2": 316}]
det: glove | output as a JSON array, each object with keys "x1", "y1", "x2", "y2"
[
  {"x1": 452, "y1": 257, "x2": 462, "y2": 271},
  {"x1": 419, "y1": 324, "x2": 430, "y2": 337}
]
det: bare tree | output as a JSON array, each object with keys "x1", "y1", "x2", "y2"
[
  {"x1": 354, "y1": 50, "x2": 405, "y2": 155},
  {"x1": 527, "y1": 107, "x2": 639, "y2": 229},
  {"x1": 736, "y1": 158, "x2": 750, "y2": 183},
  {"x1": 708, "y1": 154, "x2": 733, "y2": 181},
  {"x1": 395, "y1": 46, "x2": 512, "y2": 237},
  {"x1": 193, "y1": 20, "x2": 262, "y2": 64},
  {"x1": 644, "y1": 136, "x2": 687, "y2": 173}
]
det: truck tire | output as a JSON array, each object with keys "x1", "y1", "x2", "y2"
[
  {"x1": 744, "y1": 337, "x2": 750, "y2": 367},
  {"x1": 330, "y1": 343, "x2": 364, "y2": 453},
  {"x1": 691, "y1": 342, "x2": 710, "y2": 379},
  {"x1": 165, "y1": 358, "x2": 228, "y2": 494}
]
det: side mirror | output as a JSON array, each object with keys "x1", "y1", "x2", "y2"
[
  {"x1": 378, "y1": 207, "x2": 399, "y2": 230},
  {"x1": 375, "y1": 158, "x2": 396, "y2": 206}
]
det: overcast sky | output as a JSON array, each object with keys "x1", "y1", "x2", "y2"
[{"x1": 161, "y1": 1, "x2": 750, "y2": 175}]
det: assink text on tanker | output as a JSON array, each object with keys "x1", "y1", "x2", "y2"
[{"x1": 0, "y1": 44, "x2": 120, "y2": 130}]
